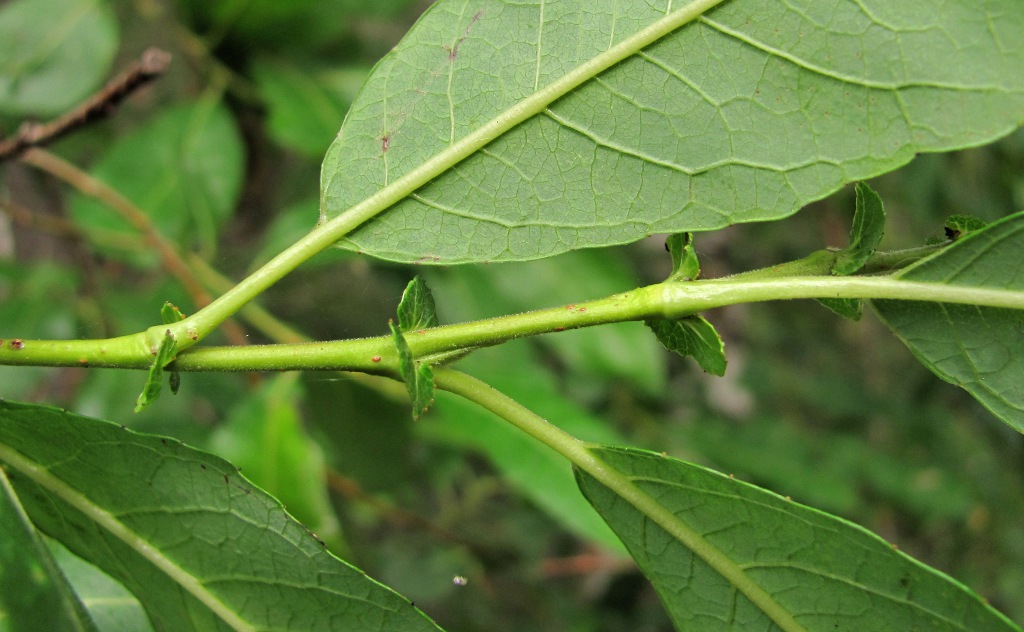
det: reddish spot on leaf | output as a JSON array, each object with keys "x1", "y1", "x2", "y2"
[
  {"x1": 10, "y1": 339, "x2": 24, "y2": 350},
  {"x1": 447, "y1": 10, "x2": 483, "y2": 61},
  {"x1": 371, "y1": 355, "x2": 382, "y2": 363}
]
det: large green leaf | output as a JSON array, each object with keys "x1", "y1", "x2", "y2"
[
  {"x1": 873, "y1": 211, "x2": 1024, "y2": 432},
  {"x1": 321, "y1": 0, "x2": 1024, "y2": 264},
  {"x1": 208, "y1": 374, "x2": 346, "y2": 554},
  {"x1": 0, "y1": 400, "x2": 442, "y2": 632},
  {"x1": 0, "y1": 0, "x2": 118, "y2": 115},
  {"x1": 575, "y1": 445, "x2": 1018, "y2": 631}
]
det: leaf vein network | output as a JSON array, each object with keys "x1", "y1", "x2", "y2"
[{"x1": 698, "y1": 15, "x2": 1011, "y2": 94}]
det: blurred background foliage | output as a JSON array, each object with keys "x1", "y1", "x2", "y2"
[{"x1": 1, "y1": 0, "x2": 1023, "y2": 630}]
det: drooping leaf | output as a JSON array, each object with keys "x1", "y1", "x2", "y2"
[
  {"x1": 665, "y1": 233, "x2": 700, "y2": 282},
  {"x1": 158, "y1": 303, "x2": 186, "y2": 396},
  {"x1": 873, "y1": 211, "x2": 1024, "y2": 432},
  {"x1": 834, "y1": 182, "x2": 886, "y2": 276},
  {"x1": 0, "y1": 468, "x2": 97, "y2": 632},
  {"x1": 209, "y1": 374, "x2": 346, "y2": 554},
  {"x1": 646, "y1": 315, "x2": 727, "y2": 376},
  {"x1": 0, "y1": 0, "x2": 118, "y2": 115},
  {"x1": 133, "y1": 330, "x2": 176, "y2": 413},
  {"x1": 397, "y1": 276, "x2": 439, "y2": 332},
  {"x1": 321, "y1": 0, "x2": 1024, "y2": 264},
  {"x1": 575, "y1": 444, "x2": 1018, "y2": 631},
  {"x1": 69, "y1": 100, "x2": 244, "y2": 264},
  {"x1": 0, "y1": 400, "x2": 443, "y2": 631},
  {"x1": 391, "y1": 321, "x2": 434, "y2": 420}
]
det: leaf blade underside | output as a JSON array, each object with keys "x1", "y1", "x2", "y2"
[
  {"x1": 873, "y1": 211, "x2": 1024, "y2": 432},
  {"x1": 321, "y1": 0, "x2": 1024, "y2": 264},
  {"x1": 576, "y1": 445, "x2": 1019, "y2": 631},
  {"x1": 0, "y1": 400, "x2": 442, "y2": 632}
]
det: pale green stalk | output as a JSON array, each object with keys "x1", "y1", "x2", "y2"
[{"x1": 4, "y1": 275, "x2": 1019, "y2": 372}]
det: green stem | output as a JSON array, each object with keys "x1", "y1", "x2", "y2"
[
  {"x1": 4, "y1": 275, "x2": 1021, "y2": 372},
  {"x1": 149, "y1": 0, "x2": 730, "y2": 351},
  {"x1": 186, "y1": 255, "x2": 307, "y2": 344},
  {"x1": 432, "y1": 368, "x2": 806, "y2": 632}
]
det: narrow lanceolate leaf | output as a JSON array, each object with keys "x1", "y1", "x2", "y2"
[
  {"x1": 575, "y1": 445, "x2": 1018, "y2": 631},
  {"x1": 0, "y1": 400, "x2": 442, "y2": 632},
  {"x1": 0, "y1": 468, "x2": 97, "y2": 632},
  {"x1": 134, "y1": 330, "x2": 176, "y2": 413},
  {"x1": 159, "y1": 303, "x2": 186, "y2": 395},
  {"x1": 209, "y1": 375, "x2": 346, "y2": 554},
  {"x1": 391, "y1": 321, "x2": 435, "y2": 420},
  {"x1": 834, "y1": 182, "x2": 886, "y2": 276},
  {"x1": 646, "y1": 316, "x2": 726, "y2": 376},
  {"x1": 873, "y1": 211, "x2": 1024, "y2": 432},
  {"x1": 321, "y1": 0, "x2": 1024, "y2": 264},
  {"x1": 397, "y1": 276, "x2": 439, "y2": 332}
]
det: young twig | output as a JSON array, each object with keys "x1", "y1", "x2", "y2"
[
  {"x1": 18, "y1": 148, "x2": 252, "y2": 348},
  {"x1": 0, "y1": 48, "x2": 172, "y2": 162}
]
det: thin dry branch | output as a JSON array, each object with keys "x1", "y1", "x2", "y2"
[{"x1": 0, "y1": 48, "x2": 172, "y2": 162}]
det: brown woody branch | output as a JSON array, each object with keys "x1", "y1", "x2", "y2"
[{"x1": 0, "y1": 48, "x2": 172, "y2": 162}]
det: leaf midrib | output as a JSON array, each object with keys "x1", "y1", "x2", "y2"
[
  {"x1": 0, "y1": 441, "x2": 255, "y2": 632},
  {"x1": 574, "y1": 445, "x2": 809, "y2": 632},
  {"x1": 319, "y1": 0, "x2": 732, "y2": 239}
]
